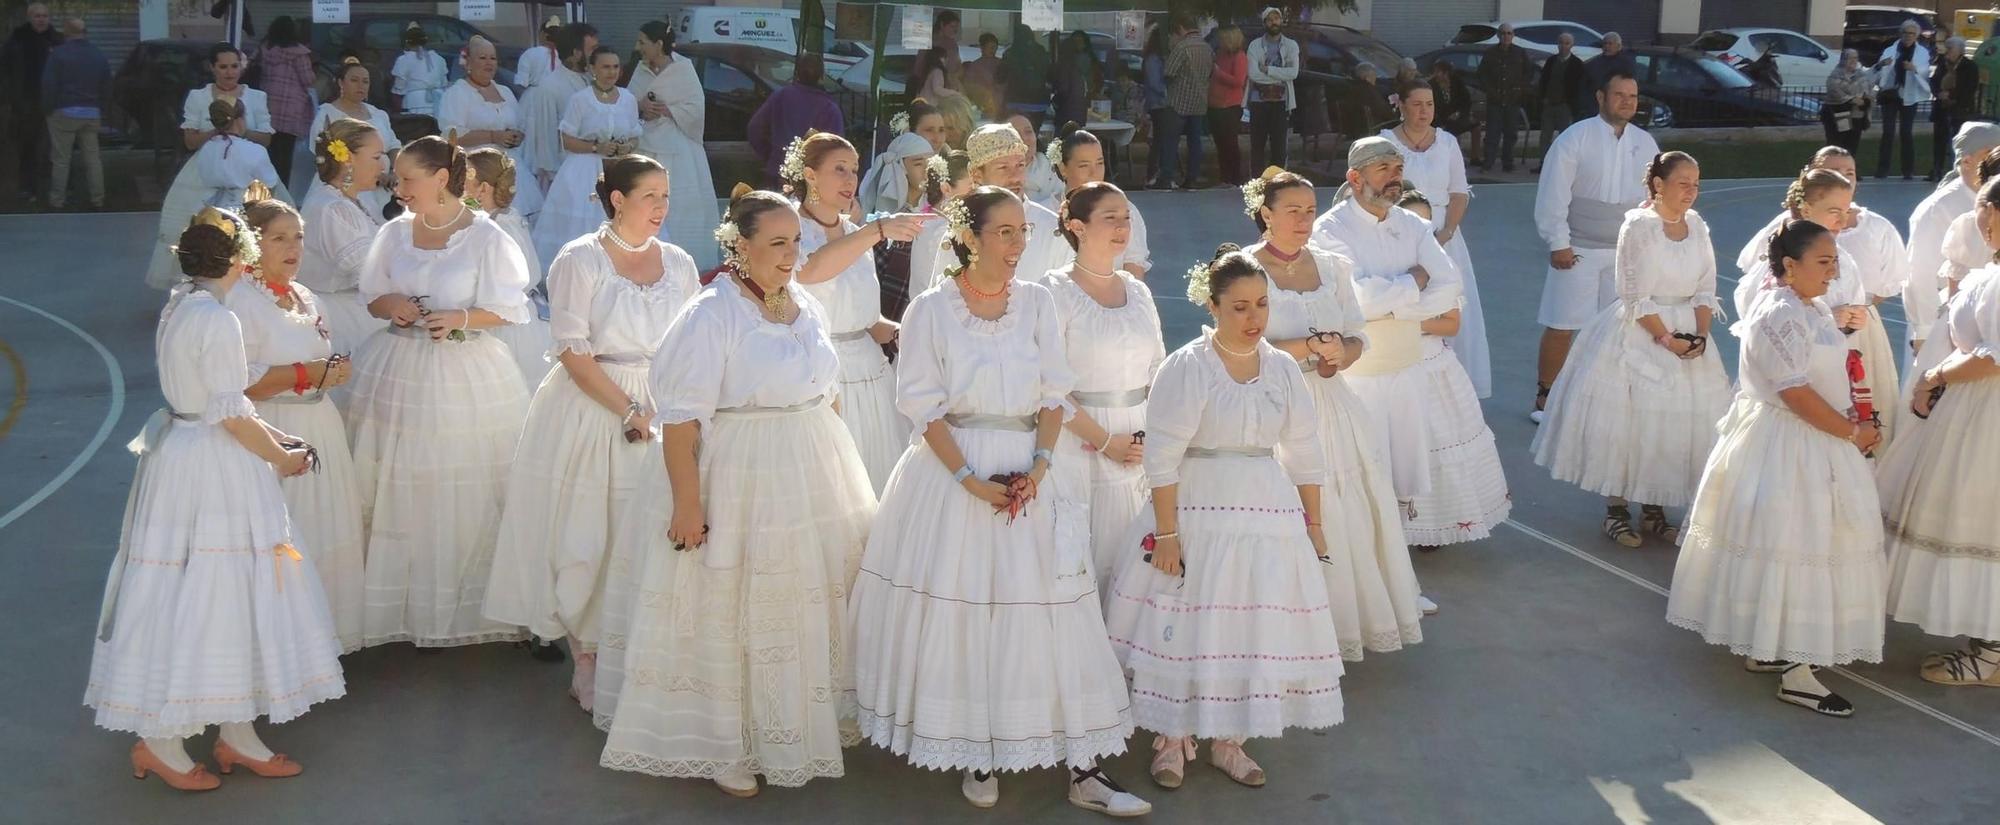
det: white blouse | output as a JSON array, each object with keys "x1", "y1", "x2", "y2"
[
  {"x1": 158, "y1": 287, "x2": 255, "y2": 423},
  {"x1": 191, "y1": 135, "x2": 279, "y2": 195},
  {"x1": 798, "y1": 214, "x2": 885, "y2": 334},
  {"x1": 1738, "y1": 289, "x2": 1854, "y2": 408},
  {"x1": 391, "y1": 49, "x2": 450, "y2": 116},
  {"x1": 437, "y1": 80, "x2": 525, "y2": 147},
  {"x1": 547, "y1": 235, "x2": 702, "y2": 360},
  {"x1": 1142, "y1": 336, "x2": 1326, "y2": 488},
  {"x1": 559, "y1": 86, "x2": 642, "y2": 145},
  {"x1": 1843, "y1": 206, "x2": 1910, "y2": 300},
  {"x1": 1938, "y1": 210, "x2": 1989, "y2": 290},
  {"x1": 1947, "y1": 264, "x2": 2000, "y2": 362},
  {"x1": 1040, "y1": 270, "x2": 1165, "y2": 394},
  {"x1": 1615, "y1": 209, "x2": 1722, "y2": 320},
  {"x1": 299, "y1": 181, "x2": 382, "y2": 294},
  {"x1": 226, "y1": 281, "x2": 333, "y2": 379},
  {"x1": 359, "y1": 214, "x2": 532, "y2": 324},
  {"x1": 308, "y1": 102, "x2": 402, "y2": 154},
  {"x1": 896, "y1": 280, "x2": 1076, "y2": 429},
  {"x1": 181, "y1": 85, "x2": 272, "y2": 135},
  {"x1": 1734, "y1": 211, "x2": 1866, "y2": 318},
  {"x1": 1380, "y1": 127, "x2": 1470, "y2": 209},
  {"x1": 1262, "y1": 243, "x2": 1370, "y2": 348},
  {"x1": 490, "y1": 209, "x2": 542, "y2": 283},
  {"x1": 650, "y1": 281, "x2": 842, "y2": 427}
]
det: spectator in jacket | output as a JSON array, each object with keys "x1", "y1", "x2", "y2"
[
  {"x1": 1001, "y1": 22, "x2": 1051, "y2": 128},
  {"x1": 1245, "y1": 6, "x2": 1300, "y2": 172},
  {"x1": 1931, "y1": 36, "x2": 1980, "y2": 180},
  {"x1": 745, "y1": 54, "x2": 844, "y2": 188},
  {"x1": 3, "y1": 3, "x2": 60, "y2": 204},
  {"x1": 1431, "y1": 59, "x2": 1479, "y2": 164},
  {"x1": 1162, "y1": 16, "x2": 1214, "y2": 189},
  {"x1": 1875, "y1": 19, "x2": 1932, "y2": 179},
  {"x1": 1209, "y1": 26, "x2": 1248, "y2": 185},
  {"x1": 1823, "y1": 49, "x2": 1875, "y2": 154},
  {"x1": 1533, "y1": 33, "x2": 1585, "y2": 173},
  {"x1": 1477, "y1": 23, "x2": 1533, "y2": 172},
  {"x1": 1582, "y1": 32, "x2": 1636, "y2": 116},
  {"x1": 257, "y1": 16, "x2": 314, "y2": 184},
  {"x1": 41, "y1": 17, "x2": 105, "y2": 211}
]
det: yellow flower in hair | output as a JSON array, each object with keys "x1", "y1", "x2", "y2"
[{"x1": 327, "y1": 138, "x2": 351, "y2": 164}]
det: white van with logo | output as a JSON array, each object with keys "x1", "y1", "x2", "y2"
[{"x1": 675, "y1": 7, "x2": 862, "y2": 70}]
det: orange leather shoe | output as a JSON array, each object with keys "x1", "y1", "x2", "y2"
[
  {"x1": 130, "y1": 742, "x2": 221, "y2": 791},
  {"x1": 214, "y1": 739, "x2": 304, "y2": 778}
]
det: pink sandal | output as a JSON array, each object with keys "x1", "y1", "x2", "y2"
[
  {"x1": 1150, "y1": 736, "x2": 1195, "y2": 789},
  {"x1": 1209, "y1": 739, "x2": 1266, "y2": 787}
]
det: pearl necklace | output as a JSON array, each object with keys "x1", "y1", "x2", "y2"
[
  {"x1": 601, "y1": 223, "x2": 655, "y2": 253},
  {"x1": 421, "y1": 203, "x2": 467, "y2": 231},
  {"x1": 1211, "y1": 332, "x2": 1259, "y2": 358},
  {"x1": 1072, "y1": 260, "x2": 1117, "y2": 280}
]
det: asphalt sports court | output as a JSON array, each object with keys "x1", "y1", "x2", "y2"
[{"x1": 1, "y1": 179, "x2": 1996, "y2": 824}]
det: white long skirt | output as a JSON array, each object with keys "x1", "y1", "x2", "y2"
[
  {"x1": 1666, "y1": 398, "x2": 1886, "y2": 666},
  {"x1": 256, "y1": 396, "x2": 367, "y2": 654},
  {"x1": 848, "y1": 426, "x2": 1134, "y2": 772},
  {"x1": 1852, "y1": 306, "x2": 1900, "y2": 448},
  {"x1": 1443, "y1": 233, "x2": 1492, "y2": 399},
  {"x1": 1406, "y1": 340, "x2": 1512, "y2": 546},
  {"x1": 638, "y1": 126, "x2": 721, "y2": 270},
  {"x1": 86, "y1": 416, "x2": 346, "y2": 737},
  {"x1": 591, "y1": 439, "x2": 673, "y2": 730},
  {"x1": 531, "y1": 151, "x2": 607, "y2": 269},
  {"x1": 598, "y1": 403, "x2": 875, "y2": 788},
  {"x1": 1532, "y1": 301, "x2": 1733, "y2": 507},
  {"x1": 485, "y1": 361, "x2": 652, "y2": 645},
  {"x1": 1058, "y1": 399, "x2": 1149, "y2": 599},
  {"x1": 1104, "y1": 454, "x2": 1345, "y2": 740},
  {"x1": 1880, "y1": 378, "x2": 2000, "y2": 640},
  {"x1": 347, "y1": 328, "x2": 531, "y2": 647},
  {"x1": 1307, "y1": 372, "x2": 1424, "y2": 660},
  {"x1": 491, "y1": 316, "x2": 557, "y2": 392},
  {"x1": 830, "y1": 334, "x2": 908, "y2": 495}
]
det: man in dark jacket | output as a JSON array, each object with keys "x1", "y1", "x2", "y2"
[
  {"x1": 1533, "y1": 32, "x2": 1585, "y2": 173},
  {"x1": 42, "y1": 17, "x2": 108, "y2": 210},
  {"x1": 2, "y1": 3, "x2": 61, "y2": 203},
  {"x1": 1477, "y1": 23, "x2": 1533, "y2": 171},
  {"x1": 1582, "y1": 32, "x2": 1637, "y2": 116}
]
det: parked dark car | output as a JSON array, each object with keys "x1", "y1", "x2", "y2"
[
  {"x1": 1846, "y1": 6, "x2": 1938, "y2": 66},
  {"x1": 115, "y1": 39, "x2": 215, "y2": 148},
  {"x1": 676, "y1": 42, "x2": 869, "y2": 145},
  {"x1": 306, "y1": 14, "x2": 522, "y2": 113},
  {"x1": 1415, "y1": 45, "x2": 1671, "y2": 129},
  {"x1": 1625, "y1": 46, "x2": 1818, "y2": 127}
]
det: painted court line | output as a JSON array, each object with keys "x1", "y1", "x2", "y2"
[
  {"x1": 1500, "y1": 518, "x2": 2000, "y2": 751},
  {"x1": 0, "y1": 295, "x2": 126, "y2": 532}
]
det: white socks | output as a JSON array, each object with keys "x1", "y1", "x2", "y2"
[
  {"x1": 1780, "y1": 663, "x2": 1831, "y2": 696},
  {"x1": 143, "y1": 736, "x2": 196, "y2": 773},
  {"x1": 219, "y1": 721, "x2": 275, "y2": 761}
]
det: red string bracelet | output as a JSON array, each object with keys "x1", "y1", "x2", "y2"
[{"x1": 292, "y1": 363, "x2": 311, "y2": 395}]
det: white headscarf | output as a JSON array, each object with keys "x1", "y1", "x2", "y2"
[{"x1": 859, "y1": 131, "x2": 938, "y2": 215}]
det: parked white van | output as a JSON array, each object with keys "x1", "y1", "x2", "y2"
[{"x1": 674, "y1": 6, "x2": 863, "y2": 70}]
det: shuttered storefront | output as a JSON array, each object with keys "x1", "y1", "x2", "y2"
[
  {"x1": 1369, "y1": 0, "x2": 1496, "y2": 57},
  {"x1": 1544, "y1": 0, "x2": 1662, "y2": 46},
  {"x1": 1699, "y1": 0, "x2": 1811, "y2": 33},
  {"x1": 82, "y1": 10, "x2": 139, "y2": 72}
]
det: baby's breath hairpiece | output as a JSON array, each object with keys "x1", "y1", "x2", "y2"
[
  {"x1": 713, "y1": 220, "x2": 743, "y2": 266},
  {"x1": 1045, "y1": 136, "x2": 1063, "y2": 169},
  {"x1": 779, "y1": 135, "x2": 809, "y2": 183},
  {"x1": 939, "y1": 196, "x2": 973, "y2": 234},
  {"x1": 1240, "y1": 177, "x2": 1268, "y2": 218},
  {"x1": 1185, "y1": 259, "x2": 1215, "y2": 306},
  {"x1": 889, "y1": 110, "x2": 910, "y2": 135},
  {"x1": 925, "y1": 153, "x2": 951, "y2": 181}
]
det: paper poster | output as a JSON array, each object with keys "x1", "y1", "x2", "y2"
[
  {"x1": 900, "y1": 10, "x2": 931, "y2": 51},
  {"x1": 1023, "y1": 0, "x2": 1063, "y2": 33},
  {"x1": 312, "y1": 0, "x2": 348, "y2": 25},
  {"x1": 1115, "y1": 11, "x2": 1144, "y2": 50},
  {"x1": 458, "y1": 0, "x2": 493, "y2": 23}
]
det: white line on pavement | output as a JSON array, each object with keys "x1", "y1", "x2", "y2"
[{"x1": 0, "y1": 296, "x2": 126, "y2": 532}]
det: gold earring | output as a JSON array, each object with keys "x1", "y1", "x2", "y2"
[{"x1": 969, "y1": 247, "x2": 980, "y2": 267}]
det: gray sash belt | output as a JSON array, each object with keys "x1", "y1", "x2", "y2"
[
  {"x1": 593, "y1": 352, "x2": 650, "y2": 366},
  {"x1": 261, "y1": 389, "x2": 326, "y2": 404},
  {"x1": 1569, "y1": 196, "x2": 1633, "y2": 248},
  {"x1": 828, "y1": 329, "x2": 872, "y2": 343},
  {"x1": 1184, "y1": 445, "x2": 1275, "y2": 458},
  {"x1": 715, "y1": 396, "x2": 825, "y2": 416},
  {"x1": 389, "y1": 324, "x2": 485, "y2": 340},
  {"x1": 943, "y1": 412, "x2": 1038, "y2": 431},
  {"x1": 1073, "y1": 386, "x2": 1149, "y2": 408}
]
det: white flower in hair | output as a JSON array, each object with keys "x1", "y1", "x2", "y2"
[
  {"x1": 1185, "y1": 260, "x2": 1214, "y2": 306},
  {"x1": 1240, "y1": 177, "x2": 1268, "y2": 218},
  {"x1": 779, "y1": 135, "x2": 809, "y2": 183},
  {"x1": 1045, "y1": 136, "x2": 1063, "y2": 169},
  {"x1": 713, "y1": 220, "x2": 742, "y2": 263},
  {"x1": 925, "y1": 153, "x2": 950, "y2": 181},
  {"x1": 890, "y1": 110, "x2": 910, "y2": 135}
]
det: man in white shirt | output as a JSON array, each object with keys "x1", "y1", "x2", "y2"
[
  {"x1": 1244, "y1": 6, "x2": 1299, "y2": 172},
  {"x1": 520, "y1": 23, "x2": 595, "y2": 190},
  {"x1": 1530, "y1": 71, "x2": 1657, "y2": 422},
  {"x1": 180, "y1": 43, "x2": 271, "y2": 150},
  {"x1": 921, "y1": 124, "x2": 1063, "y2": 291},
  {"x1": 1906, "y1": 121, "x2": 2000, "y2": 362},
  {"x1": 515, "y1": 16, "x2": 563, "y2": 91}
]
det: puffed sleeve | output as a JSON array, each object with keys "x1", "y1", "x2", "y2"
[
  {"x1": 1140, "y1": 348, "x2": 1201, "y2": 488},
  {"x1": 1615, "y1": 212, "x2": 1662, "y2": 319},
  {"x1": 1746, "y1": 305, "x2": 1816, "y2": 392},
  {"x1": 544, "y1": 244, "x2": 600, "y2": 356},
  {"x1": 200, "y1": 306, "x2": 258, "y2": 423},
  {"x1": 1947, "y1": 270, "x2": 2000, "y2": 361},
  {"x1": 246, "y1": 91, "x2": 273, "y2": 135},
  {"x1": 475, "y1": 223, "x2": 533, "y2": 324},
  {"x1": 894, "y1": 291, "x2": 952, "y2": 429},
  {"x1": 558, "y1": 89, "x2": 588, "y2": 138},
  {"x1": 651, "y1": 296, "x2": 731, "y2": 428},
  {"x1": 373, "y1": 107, "x2": 403, "y2": 151},
  {"x1": 1315, "y1": 246, "x2": 1369, "y2": 346},
  {"x1": 357, "y1": 221, "x2": 399, "y2": 305},
  {"x1": 1030, "y1": 285, "x2": 1078, "y2": 418},
  {"x1": 1941, "y1": 212, "x2": 1986, "y2": 287},
  {"x1": 1692, "y1": 214, "x2": 1723, "y2": 315},
  {"x1": 1123, "y1": 203, "x2": 1154, "y2": 271},
  {"x1": 1272, "y1": 354, "x2": 1328, "y2": 486},
  {"x1": 320, "y1": 200, "x2": 375, "y2": 292},
  {"x1": 436, "y1": 83, "x2": 470, "y2": 137},
  {"x1": 181, "y1": 87, "x2": 206, "y2": 130},
  {"x1": 391, "y1": 53, "x2": 417, "y2": 97}
]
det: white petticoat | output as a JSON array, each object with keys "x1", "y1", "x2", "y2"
[
  {"x1": 485, "y1": 361, "x2": 654, "y2": 645},
  {"x1": 1532, "y1": 300, "x2": 1733, "y2": 507},
  {"x1": 830, "y1": 334, "x2": 908, "y2": 495},
  {"x1": 531, "y1": 152, "x2": 609, "y2": 269},
  {"x1": 1406, "y1": 341, "x2": 1512, "y2": 546},
  {"x1": 1666, "y1": 397, "x2": 1886, "y2": 665},
  {"x1": 1103, "y1": 453, "x2": 1345, "y2": 740},
  {"x1": 1057, "y1": 399, "x2": 1150, "y2": 599},
  {"x1": 347, "y1": 329, "x2": 531, "y2": 647},
  {"x1": 256, "y1": 396, "x2": 368, "y2": 654},
  {"x1": 597, "y1": 403, "x2": 875, "y2": 787},
  {"x1": 1443, "y1": 232, "x2": 1492, "y2": 399},
  {"x1": 1879, "y1": 378, "x2": 2000, "y2": 640},
  {"x1": 85, "y1": 417, "x2": 346, "y2": 737},
  {"x1": 1306, "y1": 372, "x2": 1424, "y2": 659},
  {"x1": 848, "y1": 428, "x2": 1135, "y2": 772},
  {"x1": 492, "y1": 316, "x2": 557, "y2": 392}
]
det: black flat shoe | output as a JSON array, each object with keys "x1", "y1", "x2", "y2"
[{"x1": 1778, "y1": 685, "x2": 1854, "y2": 717}]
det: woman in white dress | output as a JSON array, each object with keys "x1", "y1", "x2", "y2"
[
  {"x1": 486, "y1": 156, "x2": 702, "y2": 710},
  {"x1": 1666, "y1": 219, "x2": 1886, "y2": 717},
  {"x1": 1532, "y1": 152, "x2": 1733, "y2": 548},
  {"x1": 308, "y1": 59, "x2": 402, "y2": 218},
  {"x1": 299, "y1": 118, "x2": 390, "y2": 363},
  {"x1": 1048, "y1": 127, "x2": 1151, "y2": 278},
  {"x1": 390, "y1": 24, "x2": 449, "y2": 117},
  {"x1": 466, "y1": 147, "x2": 555, "y2": 389},
  {"x1": 1382, "y1": 81, "x2": 1491, "y2": 398},
  {"x1": 629, "y1": 20, "x2": 721, "y2": 269},
  {"x1": 1103, "y1": 246, "x2": 1342, "y2": 791},
  {"x1": 1044, "y1": 182, "x2": 1165, "y2": 595},
  {"x1": 531, "y1": 46, "x2": 641, "y2": 268},
  {"x1": 901, "y1": 149, "x2": 973, "y2": 318},
  {"x1": 785, "y1": 132, "x2": 928, "y2": 492},
  {"x1": 346, "y1": 136, "x2": 535, "y2": 649},
  {"x1": 598, "y1": 190, "x2": 876, "y2": 795},
  {"x1": 88, "y1": 211, "x2": 343, "y2": 791},
  {"x1": 146, "y1": 99, "x2": 290, "y2": 290},
  {"x1": 1734, "y1": 169, "x2": 1869, "y2": 326},
  {"x1": 1879, "y1": 176, "x2": 2000, "y2": 688},
  {"x1": 847, "y1": 187, "x2": 1150, "y2": 817},
  {"x1": 228, "y1": 186, "x2": 367, "y2": 654},
  {"x1": 1806, "y1": 147, "x2": 1907, "y2": 445},
  {"x1": 1247, "y1": 167, "x2": 1427, "y2": 650},
  {"x1": 438, "y1": 36, "x2": 541, "y2": 221}
]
